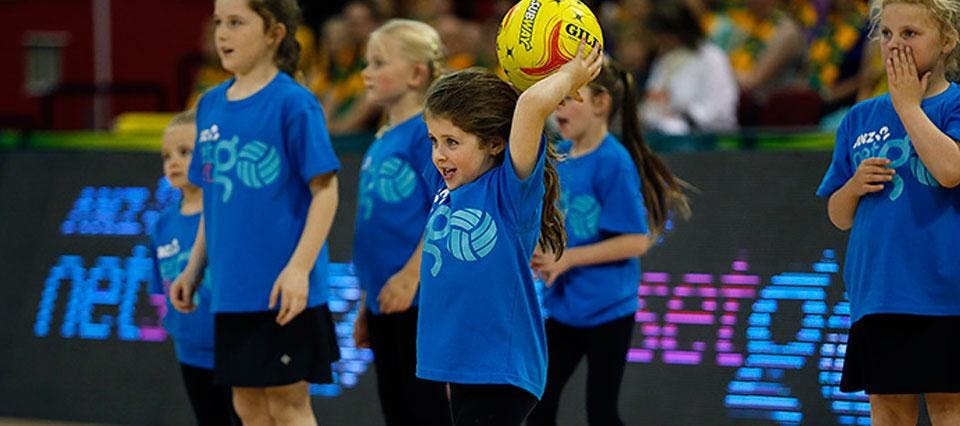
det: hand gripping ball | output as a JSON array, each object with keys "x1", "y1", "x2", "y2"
[{"x1": 496, "y1": 0, "x2": 603, "y2": 91}]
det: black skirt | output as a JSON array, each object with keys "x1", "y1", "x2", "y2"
[
  {"x1": 214, "y1": 304, "x2": 341, "y2": 387},
  {"x1": 841, "y1": 313, "x2": 960, "y2": 394}
]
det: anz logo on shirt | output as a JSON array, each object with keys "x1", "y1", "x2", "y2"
[
  {"x1": 198, "y1": 124, "x2": 282, "y2": 203},
  {"x1": 156, "y1": 239, "x2": 189, "y2": 282},
  {"x1": 852, "y1": 125, "x2": 890, "y2": 149},
  {"x1": 422, "y1": 188, "x2": 499, "y2": 277},
  {"x1": 851, "y1": 131, "x2": 939, "y2": 202}
]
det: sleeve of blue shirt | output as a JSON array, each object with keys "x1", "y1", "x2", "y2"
[
  {"x1": 597, "y1": 165, "x2": 649, "y2": 235},
  {"x1": 187, "y1": 146, "x2": 202, "y2": 188},
  {"x1": 187, "y1": 97, "x2": 209, "y2": 188},
  {"x1": 187, "y1": 137, "x2": 204, "y2": 188},
  {"x1": 286, "y1": 105, "x2": 341, "y2": 183},
  {"x1": 501, "y1": 137, "x2": 547, "y2": 230},
  {"x1": 817, "y1": 113, "x2": 854, "y2": 198},
  {"x1": 941, "y1": 99, "x2": 960, "y2": 141}
]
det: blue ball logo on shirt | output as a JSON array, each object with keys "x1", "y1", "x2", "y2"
[
  {"x1": 566, "y1": 194, "x2": 600, "y2": 239},
  {"x1": 236, "y1": 141, "x2": 281, "y2": 189},
  {"x1": 447, "y1": 208, "x2": 498, "y2": 262},
  {"x1": 375, "y1": 158, "x2": 417, "y2": 203}
]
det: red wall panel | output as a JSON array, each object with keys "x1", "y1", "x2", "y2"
[
  {"x1": 0, "y1": 0, "x2": 95, "y2": 123},
  {"x1": 0, "y1": 0, "x2": 212, "y2": 128}
]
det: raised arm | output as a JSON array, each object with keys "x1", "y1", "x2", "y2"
[
  {"x1": 889, "y1": 46, "x2": 960, "y2": 188},
  {"x1": 509, "y1": 43, "x2": 602, "y2": 179}
]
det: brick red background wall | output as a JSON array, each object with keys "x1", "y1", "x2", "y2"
[{"x1": 0, "y1": 0, "x2": 213, "y2": 127}]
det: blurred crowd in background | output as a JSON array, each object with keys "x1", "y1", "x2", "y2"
[{"x1": 185, "y1": 0, "x2": 877, "y2": 137}]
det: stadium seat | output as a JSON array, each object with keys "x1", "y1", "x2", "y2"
[{"x1": 757, "y1": 88, "x2": 824, "y2": 127}]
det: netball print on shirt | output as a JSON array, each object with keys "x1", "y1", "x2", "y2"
[
  {"x1": 422, "y1": 188, "x2": 499, "y2": 277},
  {"x1": 357, "y1": 156, "x2": 419, "y2": 221},
  {"x1": 198, "y1": 124, "x2": 282, "y2": 203},
  {"x1": 560, "y1": 191, "x2": 600, "y2": 240}
]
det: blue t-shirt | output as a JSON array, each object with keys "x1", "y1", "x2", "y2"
[
  {"x1": 417, "y1": 140, "x2": 548, "y2": 399},
  {"x1": 189, "y1": 72, "x2": 341, "y2": 312},
  {"x1": 148, "y1": 204, "x2": 215, "y2": 369},
  {"x1": 353, "y1": 114, "x2": 441, "y2": 314},
  {"x1": 543, "y1": 134, "x2": 649, "y2": 327},
  {"x1": 817, "y1": 84, "x2": 960, "y2": 322}
]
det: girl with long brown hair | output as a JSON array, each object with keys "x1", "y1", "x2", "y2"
[
  {"x1": 416, "y1": 44, "x2": 601, "y2": 425},
  {"x1": 528, "y1": 56, "x2": 691, "y2": 426},
  {"x1": 170, "y1": 0, "x2": 341, "y2": 424}
]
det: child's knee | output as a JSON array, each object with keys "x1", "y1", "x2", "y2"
[
  {"x1": 925, "y1": 393, "x2": 960, "y2": 424},
  {"x1": 869, "y1": 394, "x2": 919, "y2": 424},
  {"x1": 265, "y1": 384, "x2": 312, "y2": 422},
  {"x1": 232, "y1": 388, "x2": 269, "y2": 420}
]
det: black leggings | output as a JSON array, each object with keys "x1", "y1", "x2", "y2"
[
  {"x1": 526, "y1": 315, "x2": 635, "y2": 426},
  {"x1": 179, "y1": 363, "x2": 240, "y2": 426},
  {"x1": 450, "y1": 383, "x2": 538, "y2": 426},
  {"x1": 367, "y1": 308, "x2": 452, "y2": 426}
]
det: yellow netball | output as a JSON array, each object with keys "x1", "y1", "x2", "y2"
[{"x1": 496, "y1": 0, "x2": 603, "y2": 91}]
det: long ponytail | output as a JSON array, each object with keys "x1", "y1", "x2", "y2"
[
  {"x1": 248, "y1": 0, "x2": 302, "y2": 76},
  {"x1": 540, "y1": 141, "x2": 566, "y2": 258},
  {"x1": 425, "y1": 68, "x2": 566, "y2": 257},
  {"x1": 590, "y1": 57, "x2": 691, "y2": 234}
]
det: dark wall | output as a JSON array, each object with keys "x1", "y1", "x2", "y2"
[
  {"x1": 0, "y1": 149, "x2": 886, "y2": 425},
  {"x1": 0, "y1": 0, "x2": 212, "y2": 125}
]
